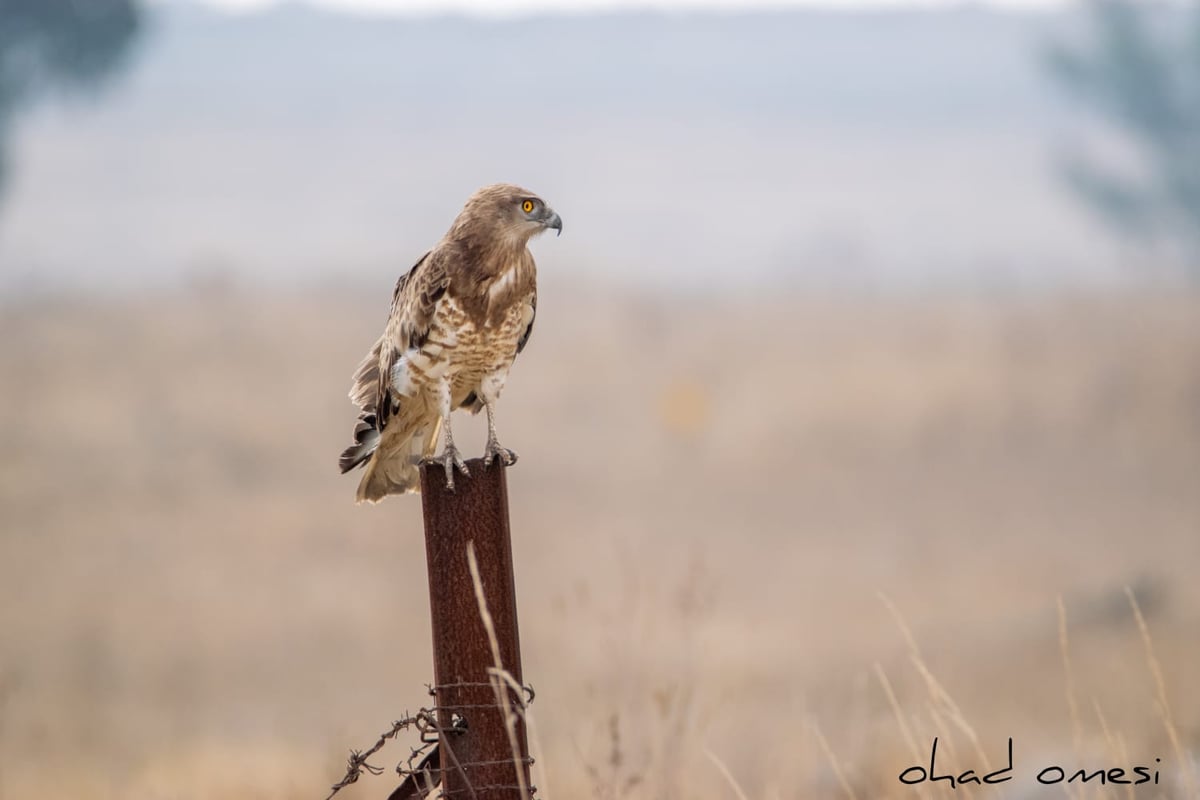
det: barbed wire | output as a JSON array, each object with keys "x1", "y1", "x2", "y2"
[
  {"x1": 327, "y1": 710, "x2": 439, "y2": 800},
  {"x1": 429, "y1": 681, "x2": 536, "y2": 707},
  {"x1": 439, "y1": 784, "x2": 539, "y2": 797},
  {"x1": 326, "y1": 680, "x2": 537, "y2": 800}
]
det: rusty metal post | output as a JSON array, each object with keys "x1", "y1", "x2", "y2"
[{"x1": 417, "y1": 457, "x2": 530, "y2": 800}]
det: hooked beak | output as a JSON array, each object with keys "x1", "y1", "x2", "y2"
[{"x1": 542, "y1": 208, "x2": 563, "y2": 237}]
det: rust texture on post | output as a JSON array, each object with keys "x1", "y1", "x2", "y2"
[{"x1": 418, "y1": 457, "x2": 530, "y2": 800}]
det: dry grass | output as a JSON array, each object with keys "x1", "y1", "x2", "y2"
[{"x1": 0, "y1": 286, "x2": 1197, "y2": 798}]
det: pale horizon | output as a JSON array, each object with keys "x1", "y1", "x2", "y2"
[{"x1": 159, "y1": 0, "x2": 1076, "y2": 17}]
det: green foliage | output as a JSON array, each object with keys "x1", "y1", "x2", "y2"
[
  {"x1": 0, "y1": 0, "x2": 141, "y2": 195},
  {"x1": 1047, "y1": 0, "x2": 1200, "y2": 275}
]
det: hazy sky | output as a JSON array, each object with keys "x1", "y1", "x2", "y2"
[{"x1": 180, "y1": 0, "x2": 1072, "y2": 16}]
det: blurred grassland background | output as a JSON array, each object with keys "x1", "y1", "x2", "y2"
[{"x1": 1, "y1": 1, "x2": 1199, "y2": 798}]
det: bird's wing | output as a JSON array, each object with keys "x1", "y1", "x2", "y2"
[
  {"x1": 516, "y1": 289, "x2": 536, "y2": 354},
  {"x1": 339, "y1": 251, "x2": 447, "y2": 475},
  {"x1": 375, "y1": 250, "x2": 448, "y2": 429}
]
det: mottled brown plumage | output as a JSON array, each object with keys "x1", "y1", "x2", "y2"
[{"x1": 339, "y1": 183, "x2": 561, "y2": 502}]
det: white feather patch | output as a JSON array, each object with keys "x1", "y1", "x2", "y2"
[
  {"x1": 390, "y1": 355, "x2": 417, "y2": 397},
  {"x1": 488, "y1": 265, "x2": 517, "y2": 304},
  {"x1": 391, "y1": 349, "x2": 450, "y2": 398}
]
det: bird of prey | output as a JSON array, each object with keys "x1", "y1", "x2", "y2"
[{"x1": 338, "y1": 184, "x2": 562, "y2": 502}]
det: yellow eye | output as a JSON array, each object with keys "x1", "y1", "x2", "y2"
[{"x1": 522, "y1": 200, "x2": 535, "y2": 213}]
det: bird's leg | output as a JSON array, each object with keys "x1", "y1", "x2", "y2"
[
  {"x1": 483, "y1": 401, "x2": 518, "y2": 467},
  {"x1": 480, "y1": 371, "x2": 517, "y2": 467},
  {"x1": 430, "y1": 376, "x2": 469, "y2": 489}
]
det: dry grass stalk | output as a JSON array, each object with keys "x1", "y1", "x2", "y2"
[
  {"x1": 1126, "y1": 586, "x2": 1196, "y2": 797},
  {"x1": 466, "y1": 540, "x2": 532, "y2": 800},
  {"x1": 880, "y1": 593, "x2": 993, "y2": 781},
  {"x1": 703, "y1": 747, "x2": 751, "y2": 800},
  {"x1": 811, "y1": 718, "x2": 861, "y2": 800},
  {"x1": 1057, "y1": 597, "x2": 1085, "y2": 800},
  {"x1": 874, "y1": 661, "x2": 927, "y2": 800}
]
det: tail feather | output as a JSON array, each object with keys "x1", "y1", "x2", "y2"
[
  {"x1": 338, "y1": 412, "x2": 380, "y2": 473},
  {"x1": 340, "y1": 335, "x2": 443, "y2": 503},
  {"x1": 354, "y1": 414, "x2": 441, "y2": 503},
  {"x1": 355, "y1": 454, "x2": 419, "y2": 503},
  {"x1": 340, "y1": 336, "x2": 386, "y2": 475}
]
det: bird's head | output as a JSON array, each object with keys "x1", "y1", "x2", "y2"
[{"x1": 454, "y1": 183, "x2": 563, "y2": 247}]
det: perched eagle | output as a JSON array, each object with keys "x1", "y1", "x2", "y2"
[{"x1": 338, "y1": 184, "x2": 562, "y2": 502}]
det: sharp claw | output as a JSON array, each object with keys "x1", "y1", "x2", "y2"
[
  {"x1": 484, "y1": 442, "x2": 518, "y2": 468},
  {"x1": 430, "y1": 446, "x2": 470, "y2": 490}
]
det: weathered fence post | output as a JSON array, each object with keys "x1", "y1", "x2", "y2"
[{"x1": 410, "y1": 457, "x2": 531, "y2": 800}]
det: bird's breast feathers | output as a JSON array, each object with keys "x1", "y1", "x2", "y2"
[{"x1": 389, "y1": 287, "x2": 533, "y2": 402}]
